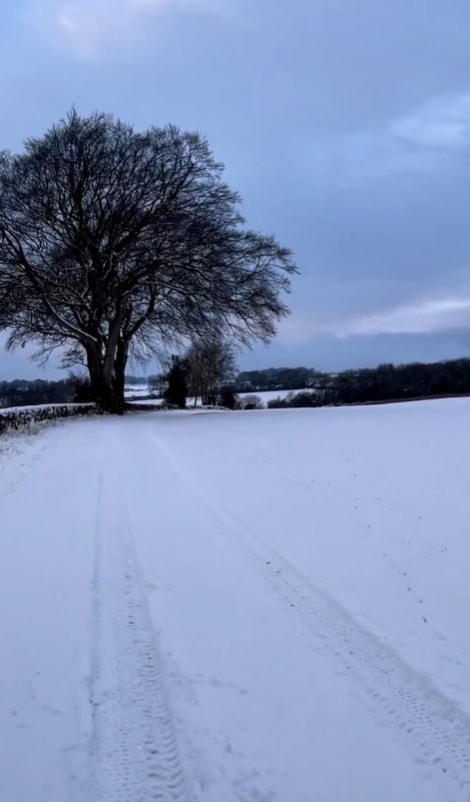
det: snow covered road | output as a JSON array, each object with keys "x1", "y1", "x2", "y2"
[{"x1": 1, "y1": 402, "x2": 470, "y2": 801}]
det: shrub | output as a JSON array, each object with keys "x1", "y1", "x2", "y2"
[
  {"x1": 218, "y1": 386, "x2": 239, "y2": 409},
  {"x1": 0, "y1": 404, "x2": 96, "y2": 437},
  {"x1": 164, "y1": 362, "x2": 188, "y2": 408},
  {"x1": 68, "y1": 373, "x2": 94, "y2": 403},
  {"x1": 267, "y1": 391, "x2": 319, "y2": 409},
  {"x1": 240, "y1": 394, "x2": 264, "y2": 410},
  {"x1": 267, "y1": 397, "x2": 288, "y2": 409}
]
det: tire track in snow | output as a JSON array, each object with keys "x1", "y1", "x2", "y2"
[
  {"x1": 149, "y1": 432, "x2": 470, "y2": 800},
  {"x1": 90, "y1": 454, "x2": 192, "y2": 802}
]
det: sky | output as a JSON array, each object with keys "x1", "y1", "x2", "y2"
[{"x1": 2, "y1": 0, "x2": 470, "y2": 378}]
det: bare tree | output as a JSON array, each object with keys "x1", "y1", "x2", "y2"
[
  {"x1": 186, "y1": 336, "x2": 237, "y2": 406},
  {"x1": 0, "y1": 110, "x2": 297, "y2": 412}
]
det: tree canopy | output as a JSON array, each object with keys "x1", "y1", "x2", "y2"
[{"x1": 0, "y1": 109, "x2": 297, "y2": 411}]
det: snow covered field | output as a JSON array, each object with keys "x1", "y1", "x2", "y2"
[
  {"x1": 1, "y1": 399, "x2": 470, "y2": 801},
  {"x1": 124, "y1": 384, "x2": 152, "y2": 399},
  {"x1": 239, "y1": 387, "x2": 309, "y2": 404}
]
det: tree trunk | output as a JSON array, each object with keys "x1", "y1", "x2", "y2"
[
  {"x1": 112, "y1": 340, "x2": 128, "y2": 411},
  {"x1": 86, "y1": 342, "x2": 125, "y2": 414}
]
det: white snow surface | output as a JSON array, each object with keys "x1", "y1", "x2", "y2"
[
  {"x1": 1, "y1": 399, "x2": 470, "y2": 801},
  {"x1": 124, "y1": 384, "x2": 151, "y2": 398}
]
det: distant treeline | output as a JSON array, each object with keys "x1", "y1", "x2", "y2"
[
  {"x1": 0, "y1": 374, "x2": 146, "y2": 409},
  {"x1": 2, "y1": 358, "x2": 470, "y2": 410},
  {"x1": 0, "y1": 376, "x2": 91, "y2": 409},
  {"x1": 234, "y1": 367, "x2": 315, "y2": 392},
  {"x1": 263, "y1": 359, "x2": 470, "y2": 408},
  {"x1": 124, "y1": 376, "x2": 147, "y2": 386}
]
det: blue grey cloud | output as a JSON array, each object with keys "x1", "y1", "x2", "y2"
[{"x1": 2, "y1": 0, "x2": 470, "y2": 378}]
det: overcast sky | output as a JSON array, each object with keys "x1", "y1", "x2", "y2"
[{"x1": 2, "y1": 0, "x2": 470, "y2": 378}]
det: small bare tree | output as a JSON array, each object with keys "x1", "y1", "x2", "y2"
[
  {"x1": 186, "y1": 337, "x2": 237, "y2": 406},
  {"x1": 0, "y1": 110, "x2": 297, "y2": 412}
]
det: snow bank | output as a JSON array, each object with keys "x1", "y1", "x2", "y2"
[{"x1": 1, "y1": 398, "x2": 470, "y2": 801}]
